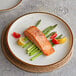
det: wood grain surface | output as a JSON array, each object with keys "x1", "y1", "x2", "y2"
[{"x1": 0, "y1": 0, "x2": 76, "y2": 76}]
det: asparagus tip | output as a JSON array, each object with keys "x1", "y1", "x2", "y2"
[
  {"x1": 35, "y1": 19, "x2": 41, "y2": 27},
  {"x1": 53, "y1": 24, "x2": 58, "y2": 27},
  {"x1": 30, "y1": 59, "x2": 33, "y2": 61},
  {"x1": 39, "y1": 19, "x2": 41, "y2": 22}
]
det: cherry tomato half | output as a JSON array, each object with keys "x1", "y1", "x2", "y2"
[{"x1": 12, "y1": 32, "x2": 21, "y2": 38}]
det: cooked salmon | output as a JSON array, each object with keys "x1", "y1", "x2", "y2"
[{"x1": 24, "y1": 26, "x2": 55, "y2": 56}]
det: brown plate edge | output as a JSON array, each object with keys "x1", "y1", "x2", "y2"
[{"x1": 0, "y1": 0, "x2": 22, "y2": 11}]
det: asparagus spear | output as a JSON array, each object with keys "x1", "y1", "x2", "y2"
[
  {"x1": 30, "y1": 52, "x2": 43, "y2": 61},
  {"x1": 29, "y1": 48, "x2": 39, "y2": 56},
  {"x1": 43, "y1": 24, "x2": 57, "y2": 33},
  {"x1": 44, "y1": 24, "x2": 57, "y2": 36},
  {"x1": 30, "y1": 34, "x2": 63, "y2": 61},
  {"x1": 35, "y1": 20, "x2": 41, "y2": 27},
  {"x1": 27, "y1": 46, "x2": 37, "y2": 54},
  {"x1": 22, "y1": 42, "x2": 32, "y2": 48},
  {"x1": 27, "y1": 44, "x2": 35, "y2": 50},
  {"x1": 56, "y1": 34, "x2": 62, "y2": 39},
  {"x1": 24, "y1": 37, "x2": 28, "y2": 41},
  {"x1": 27, "y1": 24, "x2": 57, "y2": 52}
]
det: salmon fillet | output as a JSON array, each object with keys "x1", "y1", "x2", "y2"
[{"x1": 24, "y1": 26, "x2": 55, "y2": 56}]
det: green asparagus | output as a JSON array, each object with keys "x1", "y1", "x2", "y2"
[
  {"x1": 22, "y1": 42, "x2": 32, "y2": 48},
  {"x1": 43, "y1": 24, "x2": 57, "y2": 33},
  {"x1": 27, "y1": 44, "x2": 35, "y2": 51},
  {"x1": 27, "y1": 46, "x2": 37, "y2": 54},
  {"x1": 29, "y1": 48, "x2": 39, "y2": 56},
  {"x1": 35, "y1": 20, "x2": 41, "y2": 27},
  {"x1": 30, "y1": 52, "x2": 43, "y2": 61},
  {"x1": 44, "y1": 24, "x2": 57, "y2": 36}
]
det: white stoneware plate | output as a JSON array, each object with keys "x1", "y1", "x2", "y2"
[
  {"x1": 0, "y1": 0, "x2": 22, "y2": 11},
  {"x1": 6, "y1": 12, "x2": 73, "y2": 66}
]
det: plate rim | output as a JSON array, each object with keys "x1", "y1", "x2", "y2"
[
  {"x1": 6, "y1": 12, "x2": 73, "y2": 67},
  {"x1": 0, "y1": 0, "x2": 22, "y2": 11},
  {"x1": 1, "y1": 26, "x2": 73, "y2": 72}
]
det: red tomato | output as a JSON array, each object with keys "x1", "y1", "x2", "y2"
[
  {"x1": 12, "y1": 32, "x2": 21, "y2": 38},
  {"x1": 52, "y1": 38, "x2": 59, "y2": 44},
  {"x1": 50, "y1": 33, "x2": 57, "y2": 39}
]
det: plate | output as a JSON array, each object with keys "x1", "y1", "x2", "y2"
[
  {"x1": 6, "y1": 12, "x2": 73, "y2": 66},
  {"x1": 1, "y1": 26, "x2": 73, "y2": 72},
  {"x1": 0, "y1": 0, "x2": 22, "y2": 11}
]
